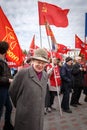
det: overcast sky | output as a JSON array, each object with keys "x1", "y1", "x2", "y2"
[{"x1": 0, "y1": 0, "x2": 87, "y2": 51}]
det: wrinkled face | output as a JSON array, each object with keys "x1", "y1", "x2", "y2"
[{"x1": 32, "y1": 60, "x2": 46, "y2": 72}]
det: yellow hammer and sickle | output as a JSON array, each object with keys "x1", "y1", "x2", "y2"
[{"x1": 42, "y1": 4, "x2": 47, "y2": 13}]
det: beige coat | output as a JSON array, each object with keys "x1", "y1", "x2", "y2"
[{"x1": 9, "y1": 66, "x2": 48, "y2": 130}]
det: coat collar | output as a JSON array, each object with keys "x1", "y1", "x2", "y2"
[{"x1": 28, "y1": 66, "x2": 47, "y2": 88}]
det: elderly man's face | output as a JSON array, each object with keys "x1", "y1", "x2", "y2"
[{"x1": 32, "y1": 60, "x2": 46, "y2": 72}]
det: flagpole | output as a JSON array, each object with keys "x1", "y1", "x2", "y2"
[
  {"x1": 53, "y1": 69, "x2": 62, "y2": 116},
  {"x1": 38, "y1": 1, "x2": 42, "y2": 48},
  {"x1": 34, "y1": 34, "x2": 36, "y2": 49},
  {"x1": 39, "y1": 25, "x2": 42, "y2": 48},
  {"x1": 45, "y1": 23, "x2": 62, "y2": 116},
  {"x1": 51, "y1": 47, "x2": 62, "y2": 117}
]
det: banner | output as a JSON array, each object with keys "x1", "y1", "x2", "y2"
[{"x1": 0, "y1": 7, "x2": 24, "y2": 66}]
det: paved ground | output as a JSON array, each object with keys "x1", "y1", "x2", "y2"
[
  {"x1": 0, "y1": 93, "x2": 87, "y2": 130},
  {"x1": 44, "y1": 93, "x2": 87, "y2": 130}
]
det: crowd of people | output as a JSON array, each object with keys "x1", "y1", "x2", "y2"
[
  {"x1": 0, "y1": 41, "x2": 87, "y2": 130},
  {"x1": 44, "y1": 55, "x2": 87, "y2": 114}
]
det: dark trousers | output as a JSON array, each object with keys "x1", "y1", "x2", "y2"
[
  {"x1": 49, "y1": 91, "x2": 57, "y2": 107},
  {"x1": 70, "y1": 87, "x2": 83, "y2": 104},
  {"x1": 45, "y1": 84, "x2": 50, "y2": 108},
  {"x1": 83, "y1": 87, "x2": 87, "y2": 95},
  {"x1": 0, "y1": 88, "x2": 12, "y2": 122},
  {"x1": 61, "y1": 89, "x2": 70, "y2": 110}
]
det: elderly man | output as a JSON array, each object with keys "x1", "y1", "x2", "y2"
[{"x1": 9, "y1": 48, "x2": 48, "y2": 130}]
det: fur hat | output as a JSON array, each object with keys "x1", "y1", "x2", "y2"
[
  {"x1": 28, "y1": 48, "x2": 48, "y2": 63},
  {"x1": 65, "y1": 56, "x2": 73, "y2": 62}
]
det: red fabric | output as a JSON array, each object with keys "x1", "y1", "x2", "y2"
[
  {"x1": 36, "y1": 71, "x2": 42, "y2": 80},
  {"x1": 75, "y1": 34, "x2": 84, "y2": 48},
  {"x1": 45, "y1": 22, "x2": 58, "y2": 51},
  {"x1": 0, "y1": 7, "x2": 24, "y2": 66},
  {"x1": 45, "y1": 23, "x2": 57, "y2": 51},
  {"x1": 75, "y1": 35, "x2": 87, "y2": 60},
  {"x1": 80, "y1": 45, "x2": 87, "y2": 60},
  {"x1": 38, "y1": 1, "x2": 69, "y2": 27},
  {"x1": 45, "y1": 22, "x2": 55, "y2": 37},
  {"x1": 52, "y1": 52, "x2": 62, "y2": 60},
  {"x1": 47, "y1": 64, "x2": 61, "y2": 86},
  {"x1": 56, "y1": 43, "x2": 70, "y2": 54},
  {"x1": 44, "y1": 48, "x2": 51, "y2": 58},
  {"x1": 29, "y1": 35, "x2": 35, "y2": 49},
  {"x1": 7, "y1": 61, "x2": 18, "y2": 68},
  {"x1": 28, "y1": 35, "x2": 39, "y2": 57}
]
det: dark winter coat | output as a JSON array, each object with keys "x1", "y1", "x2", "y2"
[
  {"x1": 72, "y1": 63, "x2": 86, "y2": 88},
  {"x1": 83, "y1": 65, "x2": 87, "y2": 95},
  {"x1": 60, "y1": 63, "x2": 73, "y2": 92},
  {"x1": 0, "y1": 58, "x2": 11, "y2": 88},
  {"x1": 9, "y1": 66, "x2": 48, "y2": 130}
]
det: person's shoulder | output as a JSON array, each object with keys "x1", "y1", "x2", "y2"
[
  {"x1": 72, "y1": 62, "x2": 79, "y2": 67},
  {"x1": 17, "y1": 67, "x2": 29, "y2": 76},
  {"x1": 0, "y1": 59, "x2": 8, "y2": 68},
  {"x1": 61, "y1": 63, "x2": 66, "y2": 68}
]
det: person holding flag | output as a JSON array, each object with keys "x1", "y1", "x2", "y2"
[{"x1": 47, "y1": 57, "x2": 61, "y2": 111}]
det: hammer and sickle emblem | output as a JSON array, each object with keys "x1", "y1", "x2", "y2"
[{"x1": 42, "y1": 4, "x2": 47, "y2": 13}]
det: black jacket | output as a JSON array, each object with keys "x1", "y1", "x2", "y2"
[
  {"x1": 72, "y1": 63, "x2": 86, "y2": 88},
  {"x1": 0, "y1": 58, "x2": 11, "y2": 88},
  {"x1": 60, "y1": 63, "x2": 73, "y2": 92}
]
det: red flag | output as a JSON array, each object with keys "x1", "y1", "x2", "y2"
[
  {"x1": 80, "y1": 44, "x2": 87, "y2": 60},
  {"x1": 7, "y1": 61, "x2": 18, "y2": 68},
  {"x1": 29, "y1": 35, "x2": 35, "y2": 49},
  {"x1": 28, "y1": 35, "x2": 35, "y2": 57},
  {"x1": 56, "y1": 43, "x2": 69, "y2": 54},
  {"x1": 28, "y1": 35, "x2": 39, "y2": 57},
  {"x1": 0, "y1": 7, "x2": 24, "y2": 66},
  {"x1": 75, "y1": 35, "x2": 85, "y2": 48},
  {"x1": 45, "y1": 22, "x2": 57, "y2": 51},
  {"x1": 38, "y1": 1, "x2": 69, "y2": 27},
  {"x1": 52, "y1": 51, "x2": 62, "y2": 60},
  {"x1": 75, "y1": 35, "x2": 87, "y2": 59},
  {"x1": 29, "y1": 35, "x2": 39, "y2": 50},
  {"x1": 45, "y1": 22, "x2": 56, "y2": 42},
  {"x1": 45, "y1": 22, "x2": 54, "y2": 37}
]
